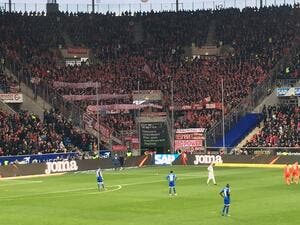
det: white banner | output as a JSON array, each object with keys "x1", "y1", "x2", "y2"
[
  {"x1": 277, "y1": 87, "x2": 300, "y2": 97},
  {"x1": 63, "y1": 94, "x2": 130, "y2": 101},
  {"x1": 176, "y1": 128, "x2": 206, "y2": 133},
  {"x1": 53, "y1": 81, "x2": 100, "y2": 89},
  {"x1": 0, "y1": 93, "x2": 23, "y2": 103},
  {"x1": 87, "y1": 104, "x2": 163, "y2": 113}
]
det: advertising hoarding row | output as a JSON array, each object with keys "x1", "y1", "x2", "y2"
[
  {"x1": 0, "y1": 156, "x2": 148, "y2": 178},
  {"x1": 154, "y1": 154, "x2": 222, "y2": 165}
]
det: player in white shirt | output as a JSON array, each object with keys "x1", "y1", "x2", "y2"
[
  {"x1": 96, "y1": 168, "x2": 105, "y2": 191},
  {"x1": 207, "y1": 162, "x2": 217, "y2": 185}
]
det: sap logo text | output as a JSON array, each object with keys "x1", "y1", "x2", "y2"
[
  {"x1": 193, "y1": 155, "x2": 223, "y2": 165},
  {"x1": 45, "y1": 160, "x2": 78, "y2": 174},
  {"x1": 155, "y1": 154, "x2": 179, "y2": 165}
]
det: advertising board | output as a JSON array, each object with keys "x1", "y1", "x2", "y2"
[
  {"x1": 154, "y1": 154, "x2": 180, "y2": 165},
  {"x1": 0, "y1": 93, "x2": 23, "y2": 103},
  {"x1": 175, "y1": 128, "x2": 206, "y2": 152}
]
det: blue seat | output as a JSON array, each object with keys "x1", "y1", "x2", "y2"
[{"x1": 214, "y1": 113, "x2": 262, "y2": 148}]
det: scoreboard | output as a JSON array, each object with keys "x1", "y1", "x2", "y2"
[
  {"x1": 140, "y1": 122, "x2": 169, "y2": 148},
  {"x1": 175, "y1": 128, "x2": 206, "y2": 152}
]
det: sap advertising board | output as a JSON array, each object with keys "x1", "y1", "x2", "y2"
[
  {"x1": 155, "y1": 154, "x2": 180, "y2": 165},
  {"x1": 154, "y1": 154, "x2": 223, "y2": 165}
]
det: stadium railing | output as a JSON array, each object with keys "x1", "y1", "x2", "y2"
[
  {"x1": 0, "y1": 1, "x2": 299, "y2": 15},
  {"x1": 0, "y1": 99, "x2": 16, "y2": 114}
]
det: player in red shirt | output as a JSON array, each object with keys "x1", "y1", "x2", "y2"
[
  {"x1": 181, "y1": 151, "x2": 188, "y2": 166},
  {"x1": 292, "y1": 162, "x2": 299, "y2": 184},
  {"x1": 284, "y1": 164, "x2": 291, "y2": 185}
]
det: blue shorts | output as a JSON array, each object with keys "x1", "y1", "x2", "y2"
[
  {"x1": 169, "y1": 181, "x2": 175, "y2": 187},
  {"x1": 97, "y1": 177, "x2": 103, "y2": 183},
  {"x1": 224, "y1": 197, "x2": 230, "y2": 206}
]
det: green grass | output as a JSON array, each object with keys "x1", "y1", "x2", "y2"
[{"x1": 0, "y1": 166, "x2": 299, "y2": 225}]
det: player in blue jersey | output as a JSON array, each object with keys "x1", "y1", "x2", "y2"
[
  {"x1": 166, "y1": 171, "x2": 177, "y2": 196},
  {"x1": 96, "y1": 168, "x2": 105, "y2": 191},
  {"x1": 219, "y1": 184, "x2": 230, "y2": 216}
]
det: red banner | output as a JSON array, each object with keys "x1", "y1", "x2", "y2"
[
  {"x1": 67, "y1": 48, "x2": 88, "y2": 55},
  {"x1": 175, "y1": 140, "x2": 204, "y2": 149},
  {"x1": 175, "y1": 128, "x2": 206, "y2": 152},
  {"x1": 112, "y1": 145, "x2": 128, "y2": 151}
]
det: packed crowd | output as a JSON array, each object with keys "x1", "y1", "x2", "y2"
[
  {"x1": 244, "y1": 105, "x2": 300, "y2": 147},
  {"x1": 101, "y1": 113, "x2": 136, "y2": 132},
  {"x1": 0, "y1": 6, "x2": 298, "y2": 133},
  {"x1": 61, "y1": 10, "x2": 210, "y2": 61},
  {"x1": 215, "y1": 7, "x2": 296, "y2": 64},
  {"x1": 174, "y1": 109, "x2": 221, "y2": 129},
  {"x1": 277, "y1": 46, "x2": 300, "y2": 79},
  {"x1": 0, "y1": 109, "x2": 97, "y2": 156}
]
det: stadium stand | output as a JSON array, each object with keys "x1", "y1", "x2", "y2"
[
  {"x1": 0, "y1": 5, "x2": 299, "y2": 154},
  {"x1": 0, "y1": 109, "x2": 96, "y2": 156},
  {"x1": 277, "y1": 46, "x2": 300, "y2": 79},
  {"x1": 0, "y1": 67, "x2": 20, "y2": 93},
  {"x1": 244, "y1": 105, "x2": 300, "y2": 148}
]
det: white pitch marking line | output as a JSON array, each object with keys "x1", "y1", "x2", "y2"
[
  {"x1": 0, "y1": 185, "x2": 122, "y2": 200},
  {"x1": 0, "y1": 180, "x2": 43, "y2": 187}
]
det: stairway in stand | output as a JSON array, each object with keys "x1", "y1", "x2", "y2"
[{"x1": 205, "y1": 20, "x2": 217, "y2": 46}]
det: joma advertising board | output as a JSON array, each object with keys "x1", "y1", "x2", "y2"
[{"x1": 0, "y1": 156, "x2": 148, "y2": 178}]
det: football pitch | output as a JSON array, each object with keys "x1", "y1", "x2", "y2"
[{"x1": 0, "y1": 165, "x2": 298, "y2": 225}]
